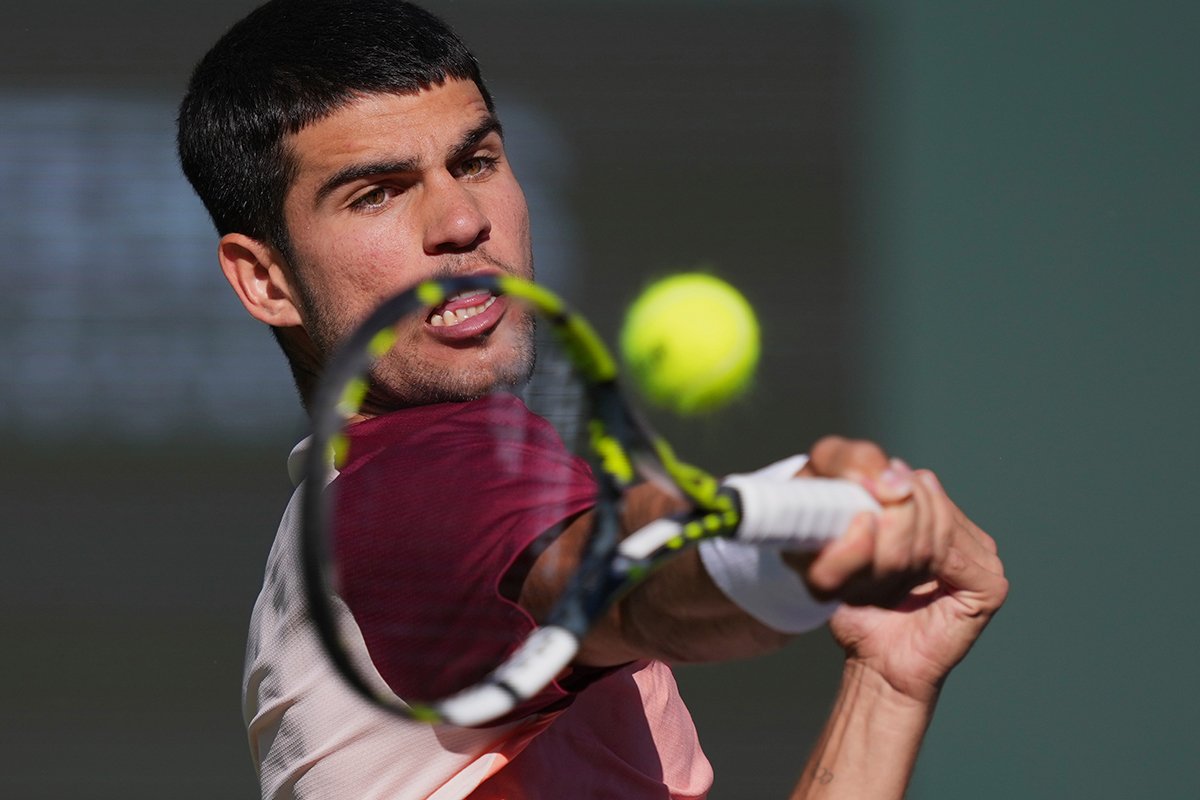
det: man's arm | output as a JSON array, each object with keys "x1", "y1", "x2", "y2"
[
  {"x1": 790, "y1": 461, "x2": 1009, "y2": 798},
  {"x1": 518, "y1": 478, "x2": 800, "y2": 665},
  {"x1": 520, "y1": 436, "x2": 1007, "y2": 799},
  {"x1": 519, "y1": 437, "x2": 991, "y2": 669},
  {"x1": 791, "y1": 661, "x2": 934, "y2": 799}
]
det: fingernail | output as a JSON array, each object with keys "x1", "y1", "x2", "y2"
[
  {"x1": 878, "y1": 460, "x2": 914, "y2": 496},
  {"x1": 920, "y1": 471, "x2": 943, "y2": 493}
]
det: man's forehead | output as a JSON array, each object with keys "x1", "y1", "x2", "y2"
[{"x1": 287, "y1": 80, "x2": 494, "y2": 179}]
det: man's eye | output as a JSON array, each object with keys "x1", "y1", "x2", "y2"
[
  {"x1": 459, "y1": 156, "x2": 498, "y2": 179},
  {"x1": 352, "y1": 187, "x2": 392, "y2": 210}
]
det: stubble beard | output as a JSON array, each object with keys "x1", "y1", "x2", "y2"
[
  {"x1": 367, "y1": 309, "x2": 537, "y2": 409},
  {"x1": 295, "y1": 254, "x2": 538, "y2": 412}
]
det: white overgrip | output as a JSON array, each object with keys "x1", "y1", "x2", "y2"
[
  {"x1": 723, "y1": 476, "x2": 880, "y2": 549},
  {"x1": 698, "y1": 474, "x2": 880, "y2": 634}
]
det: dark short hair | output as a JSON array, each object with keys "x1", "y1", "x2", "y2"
[{"x1": 177, "y1": 0, "x2": 493, "y2": 251}]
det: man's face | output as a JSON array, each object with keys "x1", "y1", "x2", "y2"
[{"x1": 281, "y1": 79, "x2": 534, "y2": 408}]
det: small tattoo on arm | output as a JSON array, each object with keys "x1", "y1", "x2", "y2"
[{"x1": 817, "y1": 767, "x2": 834, "y2": 785}]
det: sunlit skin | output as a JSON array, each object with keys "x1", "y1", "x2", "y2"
[{"x1": 219, "y1": 79, "x2": 535, "y2": 412}]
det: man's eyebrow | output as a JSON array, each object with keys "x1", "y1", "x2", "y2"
[
  {"x1": 311, "y1": 115, "x2": 505, "y2": 208},
  {"x1": 447, "y1": 115, "x2": 505, "y2": 166},
  {"x1": 313, "y1": 156, "x2": 420, "y2": 207}
]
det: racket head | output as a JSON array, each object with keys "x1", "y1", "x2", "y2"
[{"x1": 299, "y1": 275, "x2": 735, "y2": 725}]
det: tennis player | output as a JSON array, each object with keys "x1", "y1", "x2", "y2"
[{"x1": 178, "y1": 1, "x2": 1008, "y2": 798}]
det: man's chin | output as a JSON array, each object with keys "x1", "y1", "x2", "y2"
[
  {"x1": 365, "y1": 355, "x2": 535, "y2": 412},
  {"x1": 348, "y1": 305, "x2": 536, "y2": 413}
]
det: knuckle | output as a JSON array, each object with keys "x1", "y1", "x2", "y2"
[
  {"x1": 930, "y1": 536, "x2": 952, "y2": 568},
  {"x1": 911, "y1": 538, "x2": 934, "y2": 569},
  {"x1": 978, "y1": 530, "x2": 999, "y2": 554},
  {"x1": 811, "y1": 436, "x2": 891, "y2": 474},
  {"x1": 810, "y1": 435, "x2": 848, "y2": 462},
  {"x1": 846, "y1": 439, "x2": 888, "y2": 464},
  {"x1": 993, "y1": 575, "x2": 1011, "y2": 606},
  {"x1": 805, "y1": 568, "x2": 843, "y2": 598}
]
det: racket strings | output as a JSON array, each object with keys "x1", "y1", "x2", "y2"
[{"x1": 304, "y1": 275, "x2": 736, "y2": 726}]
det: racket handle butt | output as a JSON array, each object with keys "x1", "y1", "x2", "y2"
[
  {"x1": 438, "y1": 626, "x2": 579, "y2": 727},
  {"x1": 437, "y1": 684, "x2": 520, "y2": 728}
]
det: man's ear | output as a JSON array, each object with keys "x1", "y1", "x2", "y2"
[{"x1": 218, "y1": 233, "x2": 304, "y2": 327}]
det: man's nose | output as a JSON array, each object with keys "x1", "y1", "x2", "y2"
[{"x1": 421, "y1": 175, "x2": 491, "y2": 254}]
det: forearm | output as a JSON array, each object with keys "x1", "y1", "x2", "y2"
[
  {"x1": 584, "y1": 547, "x2": 792, "y2": 665},
  {"x1": 791, "y1": 660, "x2": 936, "y2": 799},
  {"x1": 523, "y1": 481, "x2": 794, "y2": 667}
]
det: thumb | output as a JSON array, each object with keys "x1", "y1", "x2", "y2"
[{"x1": 856, "y1": 458, "x2": 917, "y2": 505}]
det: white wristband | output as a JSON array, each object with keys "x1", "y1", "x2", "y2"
[
  {"x1": 697, "y1": 455, "x2": 876, "y2": 634},
  {"x1": 699, "y1": 536, "x2": 838, "y2": 633}
]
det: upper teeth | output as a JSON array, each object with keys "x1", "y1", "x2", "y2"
[{"x1": 430, "y1": 294, "x2": 496, "y2": 327}]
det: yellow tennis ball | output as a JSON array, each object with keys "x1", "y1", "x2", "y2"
[{"x1": 620, "y1": 273, "x2": 760, "y2": 415}]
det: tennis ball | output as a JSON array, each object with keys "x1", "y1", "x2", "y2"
[{"x1": 620, "y1": 273, "x2": 760, "y2": 415}]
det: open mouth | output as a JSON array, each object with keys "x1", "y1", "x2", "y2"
[
  {"x1": 425, "y1": 288, "x2": 506, "y2": 341},
  {"x1": 429, "y1": 289, "x2": 498, "y2": 327}
]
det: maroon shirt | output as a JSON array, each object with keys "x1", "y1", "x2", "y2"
[{"x1": 333, "y1": 394, "x2": 597, "y2": 713}]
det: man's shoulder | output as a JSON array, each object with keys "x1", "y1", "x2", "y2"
[
  {"x1": 351, "y1": 393, "x2": 537, "y2": 441},
  {"x1": 341, "y1": 395, "x2": 576, "y2": 479}
]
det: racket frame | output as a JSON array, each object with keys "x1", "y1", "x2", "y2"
[{"x1": 301, "y1": 275, "x2": 745, "y2": 725}]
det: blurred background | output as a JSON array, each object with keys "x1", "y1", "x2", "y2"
[{"x1": 1, "y1": 0, "x2": 1195, "y2": 797}]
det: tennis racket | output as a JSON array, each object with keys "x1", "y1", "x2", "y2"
[{"x1": 300, "y1": 274, "x2": 876, "y2": 727}]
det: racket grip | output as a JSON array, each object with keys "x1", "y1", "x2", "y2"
[{"x1": 723, "y1": 476, "x2": 881, "y2": 548}]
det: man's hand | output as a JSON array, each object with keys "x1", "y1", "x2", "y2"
[{"x1": 791, "y1": 437, "x2": 1009, "y2": 704}]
